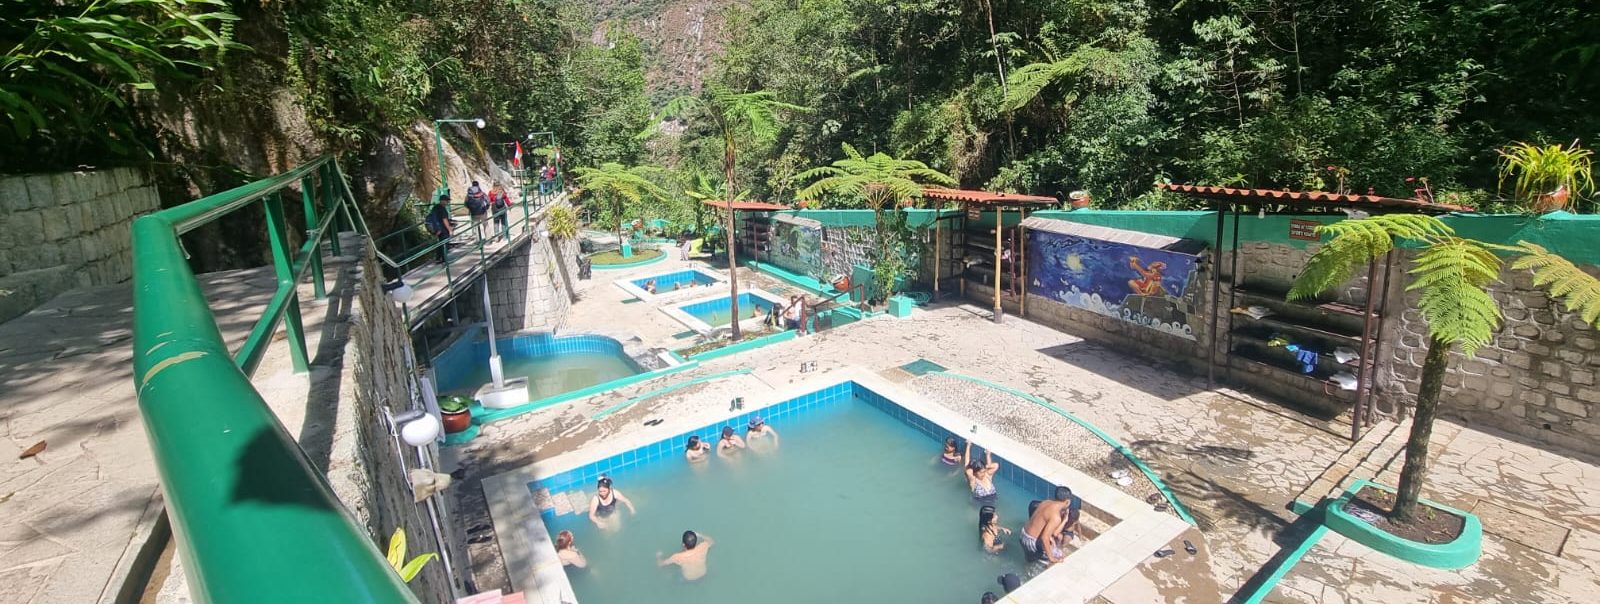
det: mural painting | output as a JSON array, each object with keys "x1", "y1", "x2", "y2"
[
  {"x1": 770, "y1": 217, "x2": 824, "y2": 279},
  {"x1": 1027, "y1": 230, "x2": 1201, "y2": 340}
]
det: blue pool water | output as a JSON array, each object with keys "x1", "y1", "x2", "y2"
[
  {"x1": 677, "y1": 292, "x2": 781, "y2": 327},
  {"x1": 535, "y1": 382, "x2": 1061, "y2": 604},
  {"x1": 632, "y1": 269, "x2": 719, "y2": 291},
  {"x1": 433, "y1": 333, "x2": 643, "y2": 399}
]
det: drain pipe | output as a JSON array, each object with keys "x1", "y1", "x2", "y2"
[{"x1": 480, "y1": 276, "x2": 505, "y2": 388}]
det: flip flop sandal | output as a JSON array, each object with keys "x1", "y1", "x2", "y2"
[
  {"x1": 1146, "y1": 493, "x2": 1163, "y2": 504},
  {"x1": 1184, "y1": 540, "x2": 1197, "y2": 555},
  {"x1": 1153, "y1": 549, "x2": 1174, "y2": 558},
  {"x1": 1154, "y1": 503, "x2": 1170, "y2": 512}
]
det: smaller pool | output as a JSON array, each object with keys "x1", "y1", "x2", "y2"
[
  {"x1": 614, "y1": 267, "x2": 725, "y2": 301},
  {"x1": 662, "y1": 289, "x2": 788, "y2": 334},
  {"x1": 433, "y1": 332, "x2": 644, "y2": 400}
]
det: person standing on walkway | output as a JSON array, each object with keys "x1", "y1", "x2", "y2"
[
  {"x1": 464, "y1": 180, "x2": 490, "y2": 241},
  {"x1": 424, "y1": 192, "x2": 453, "y2": 263},
  {"x1": 488, "y1": 183, "x2": 512, "y2": 240}
]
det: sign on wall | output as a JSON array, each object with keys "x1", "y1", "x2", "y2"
[
  {"x1": 1027, "y1": 230, "x2": 1201, "y2": 340},
  {"x1": 1289, "y1": 219, "x2": 1321, "y2": 241}
]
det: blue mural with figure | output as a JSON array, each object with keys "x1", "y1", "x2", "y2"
[{"x1": 1027, "y1": 230, "x2": 1201, "y2": 340}]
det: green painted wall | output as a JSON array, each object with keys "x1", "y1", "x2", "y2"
[{"x1": 779, "y1": 208, "x2": 957, "y2": 229}]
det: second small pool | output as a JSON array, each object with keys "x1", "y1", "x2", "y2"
[
  {"x1": 433, "y1": 333, "x2": 644, "y2": 400},
  {"x1": 663, "y1": 289, "x2": 788, "y2": 333}
]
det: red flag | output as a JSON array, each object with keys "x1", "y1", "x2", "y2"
[{"x1": 512, "y1": 142, "x2": 524, "y2": 168}]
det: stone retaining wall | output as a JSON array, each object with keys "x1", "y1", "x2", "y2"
[
  {"x1": 0, "y1": 167, "x2": 161, "y2": 323},
  {"x1": 485, "y1": 230, "x2": 577, "y2": 333}
]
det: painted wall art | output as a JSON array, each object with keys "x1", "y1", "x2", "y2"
[{"x1": 1027, "y1": 230, "x2": 1202, "y2": 340}]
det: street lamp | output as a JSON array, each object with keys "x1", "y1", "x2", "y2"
[{"x1": 432, "y1": 117, "x2": 487, "y2": 199}]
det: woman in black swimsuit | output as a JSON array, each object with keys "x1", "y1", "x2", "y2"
[{"x1": 587, "y1": 476, "x2": 636, "y2": 529}]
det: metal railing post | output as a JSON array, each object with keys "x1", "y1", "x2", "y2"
[
  {"x1": 323, "y1": 163, "x2": 343, "y2": 256},
  {"x1": 263, "y1": 196, "x2": 311, "y2": 373},
  {"x1": 299, "y1": 176, "x2": 327, "y2": 300}
]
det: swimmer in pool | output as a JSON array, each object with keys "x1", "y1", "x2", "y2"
[
  {"x1": 685, "y1": 435, "x2": 711, "y2": 462},
  {"x1": 555, "y1": 530, "x2": 587, "y2": 568},
  {"x1": 645, "y1": 280, "x2": 657, "y2": 294},
  {"x1": 964, "y1": 441, "x2": 1000, "y2": 505},
  {"x1": 1020, "y1": 486, "x2": 1075, "y2": 565},
  {"x1": 716, "y1": 425, "x2": 746, "y2": 458},
  {"x1": 745, "y1": 416, "x2": 779, "y2": 448},
  {"x1": 939, "y1": 437, "x2": 962, "y2": 466},
  {"x1": 587, "y1": 476, "x2": 636, "y2": 528},
  {"x1": 978, "y1": 505, "x2": 1012, "y2": 554},
  {"x1": 657, "y1": 530, "x2": 714, "y2": 581}
]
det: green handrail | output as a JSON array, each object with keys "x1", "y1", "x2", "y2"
[{"x1": 131, "y1": 156, "x2": 420, "y2": 603}]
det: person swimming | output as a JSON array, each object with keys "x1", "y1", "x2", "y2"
[
  {"x1": 555, "y1": 530, "x2": 587, "y2": 568},
  {"x1": 940, "y1": 437, "x2": 962, "y2": 466},
  {"x1": 716, "y1": 425, "x2": 746, "y2": 458},
  {"x1": 978, "y1": 505, "x2": 1012, "y2": 553},
  {"x1": 685, "y1": 435, "x2": 711, "y2": 462},
  {"x1": 645, "y1": 279, "x2": 657, "y2": 294},
  {"x1": 657, "y1": 530, "x2": 714, "y2": 581},
  {"x1": 587, "y1": 476, "x2": 636, "y2": 528},
  {"x1": 964, "y1": 441, "x2": 1000, "y2": 505},
  {"x1": 1020, "y1": 486, "x2": 1075, "y2": 564}
]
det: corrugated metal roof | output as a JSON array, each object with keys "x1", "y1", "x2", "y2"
[
  {"x1": 1158, "y1": 184, "x2": 1472, "y2": 214},
  {"x1": 922, "y1": 188, "x2": 1060, "y2": 206},
  {"x1": 700, "y1": 199, "x2": 791, "y2": 211},
  {"x1": 1022, "y1": 216, "x2": 1208, "y2": 254}
]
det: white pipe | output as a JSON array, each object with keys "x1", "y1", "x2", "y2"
[{"x1": 480, "y1": 277, "x2": 504, "y2": 388}]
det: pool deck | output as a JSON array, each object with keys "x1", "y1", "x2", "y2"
[{"x1": 449, "y1": 256, "x2": 1600, "y2": 603}]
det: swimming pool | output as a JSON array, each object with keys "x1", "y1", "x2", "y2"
[
  {"x1": 485, "y1": 370, "x2": 1192, "y2": 604},
  {"x1": 614, "y1": 267, "x2": 725, "y2": 302},
  {"x1": 432, "y1": 332, "x2": 645, "y2": 401},
  {"x1": 661, "y1": 289, "x2": 788, "y2": 334}
]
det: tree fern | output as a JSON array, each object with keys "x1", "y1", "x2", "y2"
[
  {"x1": 1288, "y1": 215, "x2": 1453, "y2": 301},
  {"x1": 1409, "y1": 237, "x2": 1503, "y2": 354},
  {"x1": 1508, "y1": 241, "x2": 1600, "y2": 325}
]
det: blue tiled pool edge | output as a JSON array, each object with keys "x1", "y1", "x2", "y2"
[
  {"x1": 528, "y1": 381, "x2": 1061, "y2": 511},
  {"x1": 469, "y1": 361, "x2": 701, "y2": 427},
  {"x1": 432, "y1": 331, "x2": 643, "y2": 394}
]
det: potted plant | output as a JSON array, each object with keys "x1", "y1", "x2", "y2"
[
  {"x1": 1497, "y1": 141, "x2": 1594, "y2": 213},
  {"x1": 439, "y1": 395, "x2": 474, "y2": 434}
]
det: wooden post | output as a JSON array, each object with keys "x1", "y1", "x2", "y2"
[
  {"x1": 959, "y1": 204, "x2": 967, "y2": 297},
  {"x1": 933, "y1": 205, "x2": 942, "y2": 299},
  {"x1": 993, "y1": 205, "x2": 1002, "y2": 323},
  {"x1": 1019, "y1": 209, "x2": 1028, "y2": 318}
]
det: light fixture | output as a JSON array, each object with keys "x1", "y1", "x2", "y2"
[
  {"x1": 394, "y1": 409, "x2": 442, "y2": 446},
  {"x1": 384, "y1": 279, "x2": 414, "y2": 304},
  {"x1": 539, "y1": 229, "x2": 550, "y2": 239},
  {"x1": 474, "y1": 118, "x2": 486, "y2": 129}
]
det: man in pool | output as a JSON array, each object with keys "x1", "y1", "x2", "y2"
[
  {"x1": 716, "y1": 425, "x2": 746, "y2": 458},
  {"x1": 657, "y1": 530, "x2": 714, "y2": 580},
  {"x1": 1020, "y1": 486, "x2": 1077, "y2": 564},
  {"x1": 685, "y1": 435, "x2": 711, "y2": 462},
  {"x1": 745, "y1": 416, "x2": 779, "y2": 447}
]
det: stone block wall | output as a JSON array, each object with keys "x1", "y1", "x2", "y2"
[
  {"x1": 821, "y1": 226, "x2": 877, "y2": 281},
  {"x1": 0, "y1": 167, "x2": 161, "y2": 323},
  {"x1": 485, "y1": 232, "x2": 576, "y2": 334},
  {"x1": 1376, "y1": 258, "x2": 1600, "y2": 457},
  {"x1": 345, "y1": 246, "x2": 459, "y2": 603}
]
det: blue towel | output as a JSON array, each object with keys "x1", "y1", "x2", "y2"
[{"x1": 1294, "y1": 349, "x2": 1319, "y2": 373}]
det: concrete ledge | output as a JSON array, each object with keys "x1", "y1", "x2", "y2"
[
  {"x1": 684, "y1": 329, "x2": 796, "y2": 362},
  {"x1": 589, "y1": 248, "x2": 666, "y2": 270},
  {"x1": 1323, "y1": 479, "x2": 1483, "y2": 570}
]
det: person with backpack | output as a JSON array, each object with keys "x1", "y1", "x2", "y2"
[
  {"x1": 488, "y1": 183, "x2": 512, "y2": 240},
  {"x1": 424, "y1": 192, "x2": 453, "y2": 263},
  {"x1": 464, "y1": 180, "x2": 490, "y2": 241}
]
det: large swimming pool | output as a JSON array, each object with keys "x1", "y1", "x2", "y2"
[
  {"x1": 663, "y1": 289, "x2": 788, "y2": 334},
  {"x1": 433, "y1": 332, "x2": 643, "y2": 401}
]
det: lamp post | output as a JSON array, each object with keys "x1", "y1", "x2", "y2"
[{"x1": 432, "y1": 117, "x2": 487, "y2": 200}]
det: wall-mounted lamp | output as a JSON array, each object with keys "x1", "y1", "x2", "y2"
[
  {"x1": 393, "y1": 409, "x2": 442, "y2": 446},
  {"x1": 383, "y1": 279, "x2": 414, "y2": 305},
  {"x1": 475, "y1": 118, "x2": 486, "y2": 129}
]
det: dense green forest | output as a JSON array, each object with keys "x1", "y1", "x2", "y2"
[{"x1": 4, "y1": 0, "x2": 1596, "y2": 219}]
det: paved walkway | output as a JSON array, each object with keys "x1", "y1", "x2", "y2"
[
  {"x1": 447, "y1": 269, "x2": 1600, "y2": 603},
  {"x1": 0, "y1": 242, "x2": 361, "y2": 604},
  {"x1": 401, "y1": 196, "x2": 566, "y2": 327}
]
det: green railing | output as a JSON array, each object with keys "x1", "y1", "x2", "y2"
[
  {"x1": 370, "y1": 174, "x2": 566, "y2": 314},
  {"x1": 130, "y1": 156, "x2": 418, "y2": 603}
]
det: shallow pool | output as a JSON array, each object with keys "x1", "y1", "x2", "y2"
[
  {"x1": 544, "y1": 396, "x2": 1034, "y2": 604},
  {"x1": 675, "y1": 291, "x2": 786, "y2": 328},
  {"x1": 630, "y1": 269, "x2": 718, "y2": 291},
  {"x1": 434, "y1": 333, "x2": 643, "y2": 400}
]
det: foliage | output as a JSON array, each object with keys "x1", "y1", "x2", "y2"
[
  {"x1": 1497, "y1": 141, "x2": 1595, "y2": 212},
  {"x1": 438, "y1": 395, "x2": 472, "y2": 413},
  {"x1": 546, "y1": 205, "x2": 579, "y2": 240},
  {"x1": 385, "y1": 528, "x2": 437, "y2": 583},
  {"x1": 570, "y1": 162, "x2": 669, "y2": 242},
  {"x1": 0, "y1": 0, "x2": 244, "y2": 168},
  {"x1": 1507, "y1": 242, "x2": 1600, "y2": 324},
  {"x1": 590, "y1": 248, "x2": 664, "y2": 265},
  {"x1": 793, "y1": 143, "x2": 956, "y2": 212}
]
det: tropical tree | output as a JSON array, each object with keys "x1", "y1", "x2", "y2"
[
  {"x1": 1497, "y1": 141, "x2": 1595, "y2": 213},
  {"x1": 1291, "y1": 214, "x2": 1600, "y2": 521},
  {"x1": 682, "y1": 171, "x2": 750, "y2": 235},
  {"x1": 646, "y1": 86, "x2": 807, "y2": 339},
  {"x1": 570, "y1": 163, "x2": 668, "y2": 250},
  {"x1": 794, "y1": 144, "x2": 956, "y2": 300}
]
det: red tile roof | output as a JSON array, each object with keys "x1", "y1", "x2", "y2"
[
  {"x1": 922, "y1": 188, "x2": 1060, "y2": 206},
  {"x1": 1158, "y1": 184, "x2": 1472, "y2": 214},
  {"x1": 699, "y1": 199, "x2": 791, "y2": 211}
]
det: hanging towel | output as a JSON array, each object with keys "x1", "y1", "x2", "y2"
[
  {"x1": 1333, "y1": 347, "x2": 1359, "y2": 364},
  {"x1": 1330, "y1": 372, "x2": 1359, "y2": 390}
]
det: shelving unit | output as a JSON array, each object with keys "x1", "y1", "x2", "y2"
[{"x1": 1224, "y1": 279, "x2": 1375, "y2": 413}]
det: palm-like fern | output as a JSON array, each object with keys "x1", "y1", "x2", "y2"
[
  {"x1": 570, "y1": 163, "x2": 667, "y2": 246},
  {"x1": 1287, "y1": 214, "x2": 1453, "y2": 303},
  {"x1": 1508, "y1": 242, "x2": 1600, "y2": 324},
  {"x1": 1409, "y1": 237, "x2": 1503, "y2": 354},
  {"x1": 793, "y1": 143, "x2": 956, "y2": 211},
  {"x1": 1000, "y1": 45, "x2": 1123, "y2": 112}
]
